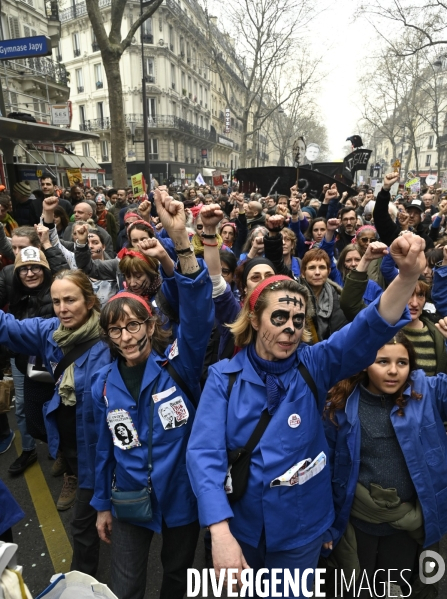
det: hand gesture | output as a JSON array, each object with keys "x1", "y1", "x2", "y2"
[
  {"x1": 326, "y1": 218, "x2": 340, "y2": 232},
  {"x1": 75, "y1": 224, "x2": 88, "y2": 245},
  {"x1": 138, "y1": 200, "x2": 152, "y2": 220},
  {"x1": 136, "y1": 237, "x2": 166, "y2": 261},
  {"x1": 341, "y1": 191, "x2": 348, "y2": 203},
  {"x1": 248, "y1": 234, "x2": 264, "y2": 257},
  {"x1": 265, "y1": 214, "x2": 285, "y2": 233},
  {"x1": 397, "y1": 211, "x2": 410, "y2": 230},
  {"x1": 389, "y1": 233, "x2": 426, "y2": 279},
  {"x1": 34, "y1": 223, "x2": 50, "y2": 245},
  {"x1": 435, "y1": 317, "x2": 447, "y2": 339},
  {"x1": 302, "y1": 192, "x2": 307, "y2": 202},
  {"x1": 324, "y1": 184, "x2": 338, "y2": 203},
  {"x1": 42, "y1": 196, "x2": 59, "y2": 212},
  {"x1": 383, "y1": 172, "x2": 399, "y2": 191},
  {"x1": 153, "y1": 185, "x2": 186, "y2": 236},
  {"x1": 290, "y1": 184, "x2": 298, "y2": 198},
  {"x1": 322, "y1": 184, "x2": 329, "y2": 193},
  {"x1": 276, "y1": 205, "x2": 289, "y2": 218},
  {"x1": 362, "y1": 241, "x2": 388, "y2": 262},
  {"x1": 235, "y1": 194, "x2": 245, "y2": 209},
  {"x1": 289, "y1": 198, "x2": 300, "y2": 214},
  {"x1": 200, "y1": 204, "x2": 223, "y2": 231},
  {"x1": 96, "y1": 511, "x2": 112, "y2": 545}
]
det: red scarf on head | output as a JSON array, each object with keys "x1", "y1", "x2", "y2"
[{"x1": 96, "y1": 209, "x2": 108, "y2": 229}]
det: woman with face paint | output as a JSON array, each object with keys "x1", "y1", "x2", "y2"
[
  {"x1": 188, "y1": 233, "x2": 427, "y2": 597},
  {"x1": 91, "y1": 187, "x2": 214, "y2": 599},
  {"x1": 323, "y1": 328, "x2": 447, "y2": 597}
]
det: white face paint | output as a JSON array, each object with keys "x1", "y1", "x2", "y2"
[{"x1": 252, "y1": 290, "x2": 307, "y2": 361}]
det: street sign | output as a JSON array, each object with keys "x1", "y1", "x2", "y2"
[
  {"x1": 0, "y1": 36, "x2": 52, "y2": 61},
  {"x1": 51, "y1": 104, "x2": 70, "y2": 126}
]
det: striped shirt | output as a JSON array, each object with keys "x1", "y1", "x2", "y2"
[{"x1": 403, "y1": 325, "x2": 437, "y2": 376}]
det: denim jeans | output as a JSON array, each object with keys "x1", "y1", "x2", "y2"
[
  {"x1": 238, "y1": 531, "x2": 324, "y2": 599},
  {"x1": 11, "y1": 358, "x2": 35, "y2": 452},
  {"x1": 110, "y1": 517, "x2": 200, "y2": 599}
]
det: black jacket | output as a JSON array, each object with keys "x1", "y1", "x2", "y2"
[{"x1": 373, "y1": 188, "x2": 435, "y2": 249}]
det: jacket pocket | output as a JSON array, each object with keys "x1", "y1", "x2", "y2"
[{"x1": 420, "y1": 424, "x2": 445, "y2": 467}]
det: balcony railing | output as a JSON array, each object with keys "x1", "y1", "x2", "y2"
[
  {"x1": 124, "y1": 114, "x2": 214, "y2": 141},
  {"x1": 5, "y1": 57, "x2": 68, "y2": 85},
  {"x1": 60, "y1": 0, "x2": 111, "y2": 22},
  {"x1": 74, "y1": 48, "x2": 81, "y2": 57},
  {"x1": 80, "y1": 117, "x2": 110, "y2": 131}
]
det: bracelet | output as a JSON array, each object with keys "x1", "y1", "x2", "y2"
[
  {"x1": 202, "y1": 241, "x2": 218, "y2": 247},
  {"x1": 201, "y1": 232, "x2": 217, "y2": 239},
  {"x1": 176, "y1": 244, "x2": 194, "y2": 255}
]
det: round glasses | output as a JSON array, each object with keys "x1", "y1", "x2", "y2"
[
  {"x1": 107, "y1": 317, "x2": 150, "y2": 339},
  {"x1": 18, "y1": 265, "x2": 43, "y2": 276}
]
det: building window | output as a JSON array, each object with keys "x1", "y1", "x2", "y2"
[
  {"x1": 147, "y1": 98, "x2": 156, "y2": 122},
  {"x1": 180, "y1": 36, "x2": 185, "y2": 57},
  {"x1": 169, "y1": 26, "x2": 174, "y2": 51},
  {"x1": 426, "y1": 154, "x2": 431, "y2": 166},
  {"x1": 76, "y1": 68, "x2": 84, "y2": 92},
  {"x1": 8, "y1": 17, "x2": 20, "y2": 39},
  {"x1": 149, "y1": 138, "x2": 158, "y2": 157},
  {"x1": 94, "y1": 64, "x2": 103, "y2": 88},
  {"x1": 428, "y1": 135, "x2": 434, "y2": 149},
  {"x1": 82, "y1": 142, "x2": 90, "y2": 156},
  {"x1": 72, "y1": 33, "x2": 81, "y2": 57},
  {"x1": 142, "y1": 19, "x2": 153, "y2": 43},
  {"x1": 92, "y1": 29, "x2": 99, "y2": 52},
  {"x1": 171, "y1": 63, "x2": 176, "y2": 90},
  {"x1": 79, "y1": 105, "x2": 86, "y2": 127},
  {"x1": 96, "y1": 102, "x2": 104, "y2": 121},
  {"x1": 144, "y1": 58, "x2": 155, "y2": 83},
  {"x1": 101, "y1": 140, "x2": 109, "y2": 161}
]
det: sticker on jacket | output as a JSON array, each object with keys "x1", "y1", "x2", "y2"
[
  {"x1": 158, "y1": 397, "x2": 189, "y2": 430},
  {"x1": 270, "y1": 452, "x2": 326, "y2": 487},
  {"x1": 107, "y1": 409, "x2": 141, "y2": 450},
  {"x1": 224, "y1": 465, "x2": 233, "y2": 494},
  {"x1": 168, "y1": 339, "x2": 179, "y2": 360}
]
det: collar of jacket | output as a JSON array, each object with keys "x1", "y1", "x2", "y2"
[
  {"x1": 221, "y1": 346, "x2": 265, "y2": 386},
  {"x1": 106, "y1": 350, "x2": 162, "y2": 396},
  {"x1": 345, "y1": 382, "x2": 412, "y2": 425}
]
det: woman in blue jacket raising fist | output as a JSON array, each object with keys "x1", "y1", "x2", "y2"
[{"x1": 187, "y1": 231, "x2": 427, "y2": 598}]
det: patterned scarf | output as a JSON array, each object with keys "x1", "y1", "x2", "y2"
[{"x1": 247, "y1": 343, "x2": 296, "y2": 415}]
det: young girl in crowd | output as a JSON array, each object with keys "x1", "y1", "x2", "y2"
[{"x1": 324, "y1": 329, "x2": 447, "y2": 597}]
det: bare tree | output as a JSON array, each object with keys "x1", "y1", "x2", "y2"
[
  {"x1": 204, "y1": 0, "x2": 316, "y2": 167},
  {"x1": 85, "y1": 0, "x2": 163, "y2": 186},
  {"x1": 360, "y1": 0, "x2": 447, "y2": 56}
]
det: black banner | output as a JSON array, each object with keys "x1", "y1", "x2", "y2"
[{"x1": 342, "y1": 149, "x2": 372, "y2": 181}]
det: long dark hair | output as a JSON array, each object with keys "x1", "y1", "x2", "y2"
[{"x1": 325, "y1": 332, "x2": 422, "y2": 424}]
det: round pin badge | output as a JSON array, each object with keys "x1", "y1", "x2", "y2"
[{"x1": 288, "y1": 413, "x2": 301, "y2": 428}]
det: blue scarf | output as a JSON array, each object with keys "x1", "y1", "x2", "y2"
[{"x1": 247, "y1": 344, "x2": 297, "y2": 415}]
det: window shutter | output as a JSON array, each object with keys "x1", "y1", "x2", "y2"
[{"x1": 9, "y1": 17, "x2": 20, "y2": 39}]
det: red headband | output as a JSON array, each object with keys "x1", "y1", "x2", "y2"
[
  {"x1": 248, "y1": 275, "x2": 291, "y2": 311},
  {"x1": 127, "y1": 218, "x2": 154, "y2": 232},
  {"x1": 221, "y1": 222, "x2": 237, "y2": 231},
  {"x1": 117, "y1": 248, "x2": 147, "y2": 261},
  {"x1": 124, "y1": 212, "x2": 140, "y2": 222},
  {"x1": 107, "y1": 292, "x2": 152, "y2": 316}
]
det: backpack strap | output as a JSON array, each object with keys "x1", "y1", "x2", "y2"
[
  {"x1": 297, "y1": 362, "x2": 319, "y2": 405},
  {"x1": 163, "y1": 360, "x2": 197, "y2": 409},
  {"x1": 53, "y1": 337, "x2": 100, "y2": 383},
  {"x1": 227, "y1": 371, "x2": 237, "y2": 397}
]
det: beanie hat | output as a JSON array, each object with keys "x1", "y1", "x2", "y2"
[
  {"x1": 302, "y1": 206, "x2": 316, "y2": 219},
  {"x1": 13, "y1": 181, "x2": 31, "y2": 197},
  {"x1": 14, "y1": 246, "x2": 50, "y2": 271}
]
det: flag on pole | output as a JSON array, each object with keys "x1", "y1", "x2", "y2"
[{"x1": 195, "y1": 173, "x2": 205, "y2": 185}]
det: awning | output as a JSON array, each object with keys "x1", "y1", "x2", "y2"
[
  {"x1": 202, "y1": 168, "x2": 215, "y2": 177},
  {"x1": 0, "y1": 117, "x2": 99, "y2": 144},
  {"x1": 25, "y1": 151, "x2": 102, "y2": 171}
]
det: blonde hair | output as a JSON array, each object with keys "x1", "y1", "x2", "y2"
[{"x1": 229, "y1": 278, "x2": 313, "y2": 347}]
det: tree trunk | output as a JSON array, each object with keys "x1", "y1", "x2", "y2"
[
  {"x1": 240, "y1": 117, "x2": 248, "y2": 168},
  {"x1": 103, "y1": 55, "x2": 128, "y2": 187}
]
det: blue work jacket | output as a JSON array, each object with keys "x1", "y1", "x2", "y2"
[
  {"x1": 187, "y1": 297, "x2": 410, "y2": 552},
  {"x1": 90, "y1": 265, "x2": 214, "y2": 532},
  {"x1": 324, "y1": 370, "x2": 447, "y2": 550},
  {"x1": 0, "y1": 312, "x2": 110, "y2": 489}
]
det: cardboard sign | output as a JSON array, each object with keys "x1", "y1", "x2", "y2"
[
  {"x1": 66, "y1": 168, "x2": 82, "y2": 186},
  {"x1": 131, "y1": 172, "x2": 145, "y2": 197},
  {"x1": 212, "y1": 169, "x2": 223, "y2": 186}
]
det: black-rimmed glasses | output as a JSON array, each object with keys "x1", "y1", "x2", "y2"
[{"x1": 107, "y1": 317, "x2": 150, "y2": 339}]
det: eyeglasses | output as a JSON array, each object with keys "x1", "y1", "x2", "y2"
[
  {"x1": 358, "y1": 237, "x2": 375, "y2": 243},
  {"x1": 196, "y1": 224, "x2": 203, "y2": 230},
  {"x1": 18, "y1": 265, "x2": 43, "y2": 276},
  {"x1": 107, "y1": 317, "x2": 150, "y2": 339},
  {"x1": 221, "y1": 268, "x2": 231, "y2": 275}
]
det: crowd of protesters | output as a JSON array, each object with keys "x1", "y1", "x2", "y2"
[{"x1": 0, "y1": 170, "x2": 447, "y2": 599}]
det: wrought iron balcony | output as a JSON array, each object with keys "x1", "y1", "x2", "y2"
[
  {"x1": 60, "y1": 0, "x2": 110, "y2": 22},
  {"x1": 5, "y1": 56, "x2": 68, "y2": 86},
  {"x1": 124, "y1": 114, "x2": 214, "y2": 142},
  {"x1": 80, "y1": 117, "x2": 110, "y2": 131}
]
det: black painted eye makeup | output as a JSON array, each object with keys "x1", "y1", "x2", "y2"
[
  {"x1": 270, "y1": 310, "x2": 289, "y2": 327},
  {"x1": 292, "y1": 315, "x2": 305, "y2": 330}
]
